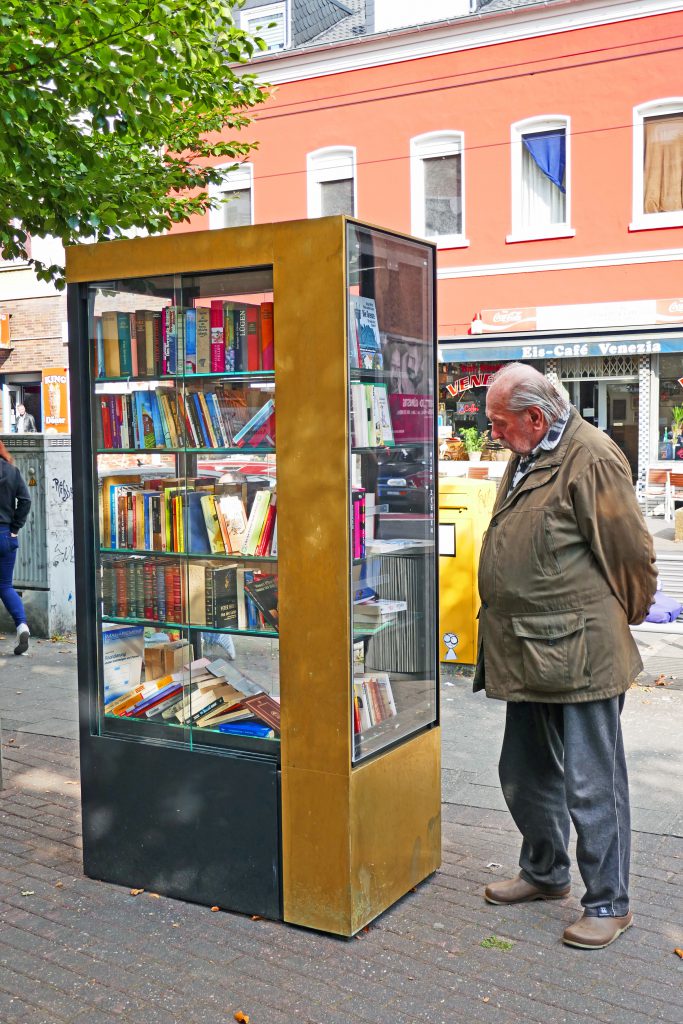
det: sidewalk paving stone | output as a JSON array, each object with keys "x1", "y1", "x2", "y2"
[{"x1": 0, "y1": 632, "x2": 681, "y2": 1023}]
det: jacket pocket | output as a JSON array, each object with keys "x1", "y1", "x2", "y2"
[{"x1": 512, "y1": 611, "x2": 591, "y2": 694}]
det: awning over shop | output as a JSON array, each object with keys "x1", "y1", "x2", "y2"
[{"x1": 440, "y1": 331, "x2": 683, "y2": 364}]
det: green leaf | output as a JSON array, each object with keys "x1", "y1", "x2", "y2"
[{"x1": 0, "y1": 0, "x2": 267, "y2": 284}]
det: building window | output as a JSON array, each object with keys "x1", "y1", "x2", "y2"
[
  {"x1": 656, "y1": 353, "x2": 683, "y2": 461},
  {"x1": 632, "y1": 100, "x2": 683, "y2": 230},
  {"x1": 208, "y1": 164, "x2": 254, "y2": 229},
  {"x1": 509, "y1": 117, "x2": 573, "y2": 241},
  {"x1": 240, "y1": 2, "x2": 289, "y2": 53},
  {"x1": 411, "y1": 132, "x2": 466, "y2": 248},
  {"x1": 307, "y1": 147, "x2": 356, "y2": 217}
]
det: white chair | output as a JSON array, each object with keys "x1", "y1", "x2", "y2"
[{"x1": 639, "y1": 468, "x2": 671, "y2": 518}]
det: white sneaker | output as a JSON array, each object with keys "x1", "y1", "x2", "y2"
[{"x1": 14, "y1": 625, "x2": 29, "y2": 656}]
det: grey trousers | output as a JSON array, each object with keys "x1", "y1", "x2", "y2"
[{"x1": 499, "y1": 694, "x2": 630, "y2": 917}]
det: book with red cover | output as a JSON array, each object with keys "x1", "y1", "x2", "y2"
[
  {"x1": 210, "y1": 300, "x2": 226, "y2": 372},
  {"x1": 100, "y1": 397, "x2": 113, "y2": 449},
  {"x1": 245, "y1": 304, "x2": 261, "y2": 371},
  {"x1": 242, "y1": 692, "x2": 281, "y2": 733},
  {"x1": 260, "y1": 301, "x2": 274, "y2": 371}
]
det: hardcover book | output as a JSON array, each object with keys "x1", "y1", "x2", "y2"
[
  {"x1": 243, "y1": 573, "x2": 279, "y2": 631},
  {"x1": 350, "y1": 295, "x2": 382, "y2": 371},
  {"x1": 242, "y1": 692, "x2": 281, "y2": 733}
]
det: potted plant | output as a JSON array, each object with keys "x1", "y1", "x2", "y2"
[
  {"x1": 459, "y1": 426, "x2": 486, "y2": 461},
  {"x1": 672, "y1": 405, "x2": 683, "y2": 441}
]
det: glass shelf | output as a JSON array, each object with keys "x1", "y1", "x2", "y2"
[
  {"x1": 101, "y1": 547, "x2": 277, "y2": 562},
  {"x1": 95, "y1": 370, "x2": 275, "y2": 384},
  {"x1": 101, "y1": 614, "x2": 278, "y2": 639},
  {"x1": 97, "y1": 447, "x2": 276, "y2": 455}
]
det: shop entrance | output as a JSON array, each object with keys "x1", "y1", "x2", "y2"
[{"x1": 565, "y1": 378, "x2": 639, "y2": 480}]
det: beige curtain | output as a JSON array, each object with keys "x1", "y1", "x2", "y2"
[{"x1": 644, "y1": 115, "x2": 683, "y2": 213}]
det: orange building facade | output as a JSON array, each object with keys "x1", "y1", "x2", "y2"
[{"x1": 180, "y1": 0, "x2": 683, "y2": 482}]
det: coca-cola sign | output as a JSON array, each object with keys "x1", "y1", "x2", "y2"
[{"x1": 480, "y1": 307, "x2": 537, "y2": 333}]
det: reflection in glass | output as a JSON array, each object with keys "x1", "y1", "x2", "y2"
[{"x1": 347, "y1": 223, "x2": 437, "y2": 762}]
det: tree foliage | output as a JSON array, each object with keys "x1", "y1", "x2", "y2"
[{"x1": 0, "y1": 0, "x2": 269, "y2": 287}]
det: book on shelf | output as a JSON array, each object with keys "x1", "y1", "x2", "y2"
[
  {"x1": 200, "y1": 493, "x2": 226, "y2": 554},
  {"x1": 216, "y1": 721, "x2": 274, "y2": 738},
  {"x1": 352, "y1": 489, "x2": 366, "y2": 560},
  {"x1": 353, "y1": 597, "x2": 408, "y2": 622},
  {"x1": 210, "y1": 300, "x2": 225, "y2": 372},
  {"x1": 350, "y1": 382, "x2": 394, "y2": 448},
  {"x1": 195, "y1": 307, "x2": 211, "y2": 373},
  {"x1": 349, "y1": 295, "x2": 382, "y2": 371},
  {"x1": 101, "y1": 310, "x2": 120, "y2": 377},
  {"x1": 245, "y1": 303, "x2": 261, "y2": 371},
  {"x1": 232, "y1": 398, "x2": 275, "y2": 448},
  {"x1": 102, "y1": 623, "x2": 144, "y2": 701},
  {"x1": 215, "y1": 493, "x2": 249, "y2": 553},
  {"x1": 242, "y1": 692, "x2": 281, "y2": 733},
  {"x1": 116, "y1": 311, "x2": 134, "y2": 377},
  {"x1": 260, "y1": 301, "x2": 274, "y2": 371},
  {"x1": 184, "y1": 560, "x2": 239, "y2": 628},
  {"x1": 93, "y1": 316, "x2": 106, "y2": 378},
  {"x1": 243, "y1": 573, "x2": 278, "y2": 631},
  {"x1": 241, "y1": 489, "x2": 273, "y2": 555},
  {"x1": 353, "y1": 672, "x2": 397, "y2": 731}
]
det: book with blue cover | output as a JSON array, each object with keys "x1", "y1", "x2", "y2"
[
  {"x1": 185, "y1": 308, "x2": 197, "y2": 374},
  {"x1": 216, "y1": 721, "x2": 274, "y2": 738},
  {"x1": 349, "y1": 295, "x2": 382, "y2": 371},
  {"x1": 184, "y1": 491, "x2": 211, "y2": 554},
  {"x1": 232, "y1": 399, "x2": 275, "y2": 447}
]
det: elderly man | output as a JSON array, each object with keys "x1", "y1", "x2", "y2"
[{"x1": 475, "y1": 363, "x2": 656, "y2": 949}]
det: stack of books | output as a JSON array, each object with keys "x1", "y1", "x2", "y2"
[{"x1": 103, "y1": 656, "x2": 281, "y2": 739}]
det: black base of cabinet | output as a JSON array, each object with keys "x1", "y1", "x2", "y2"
[{"x1": 80, "y1": 736, "x2": 281, "y2": 919}]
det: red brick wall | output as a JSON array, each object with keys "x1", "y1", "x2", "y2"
[{"x1": 0, "y1": 295, "x2": 68, "y2": 373}]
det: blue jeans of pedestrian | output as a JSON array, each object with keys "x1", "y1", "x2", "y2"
[{"x1": 0, "y1": 527, "x2": 27, "y2": 629}]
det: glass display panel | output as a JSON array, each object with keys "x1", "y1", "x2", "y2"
[
  {"x1": 346, "y1": 223, "x2": 437, "y2": 762},
  {"x1": 89, "y1": 268, "x2": 280, "y2": 750},
  {"x1": 657, "y1": 353, "x2": 683, "y2": 461}
]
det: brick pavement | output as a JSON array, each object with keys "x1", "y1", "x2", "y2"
[{"x1": 1, "y1": 645, "x2": 682, "y2": 1024}]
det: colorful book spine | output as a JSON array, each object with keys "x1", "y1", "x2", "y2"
[
  {"x1": 352, "y1": 489, "x2": 366, "y2": 560},
  {"x1": 246, "y1": 304, "x2": 260, "y2": 371},
  {"x1": 260, "y1": 301, "x2": 274, "y2": 371},
  {"x1": 184, "y1": 308, "x2": 197, "y2": 374},
  {"x1": 232, "y1": 399, "x2": 275, "y2": 447},
  {"x1": 195, "y1": 307, "x2": 211, "y2": 373},
  {"x1": 116, "y1": 312, "x2": 133, "y2": 377},
  {"x1": 210, "y1": 300, "x2": 225, "y2": 372},
  {"x1": 134, "y1": 312, "x2": 147, "y2": 376}
]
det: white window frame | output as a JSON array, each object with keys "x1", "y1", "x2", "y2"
[
  {"x1": 508, "y1": 115, "x2": 574, "y2": 243},
  {"x1": 241, "y1": 2, "x2": 289, "y2": 53},
  {"x1": 208, "y1": 163, "x2": 254, "y2": 230},
  {"x1": 410, "y1": 132, "x2": 467, "y2": 249},
  {"x1": 631, "y1": 98, "x2": 683, "y2": 231},
  {"x1": 306, "y1": 146, "x2": 356, "y2": 218}
]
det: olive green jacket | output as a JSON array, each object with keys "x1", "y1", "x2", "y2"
[{"x1": 474, "y1": 409, "x2": 657, "y2": 703}]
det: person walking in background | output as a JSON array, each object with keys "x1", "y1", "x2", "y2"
[
  {"x1": 0, "y1": 440, "x2": 32, "y2": 654},
  {"x1": 15, "y1": 403, "x2": 36, "y2": 433},
  {"x1": 475, "y1": 363, "x2": 656, "y2": 949}
]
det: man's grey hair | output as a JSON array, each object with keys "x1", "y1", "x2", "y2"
[{"x1": 490, "y1": 362, "x2": 570, "y2": 425}]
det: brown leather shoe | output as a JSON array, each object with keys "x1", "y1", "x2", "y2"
[
  {"x1": 562, "y1": 911, "x2": 633, "y2": 949},
  {"x1": 484, "y1": 874, "x2": 571, "y2": 905}
]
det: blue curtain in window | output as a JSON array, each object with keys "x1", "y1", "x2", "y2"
[{"x1": 523, "y1": 130, "x2": 566, "y2": 193}]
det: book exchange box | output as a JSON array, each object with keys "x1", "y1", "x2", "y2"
[{"x1": 66, "y1": 216, "x2": 440, "y2": 936}]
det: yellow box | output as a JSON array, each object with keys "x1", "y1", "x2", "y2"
[{"x1": 439, "y1": 478, "x2": 496, "y2": 664}]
